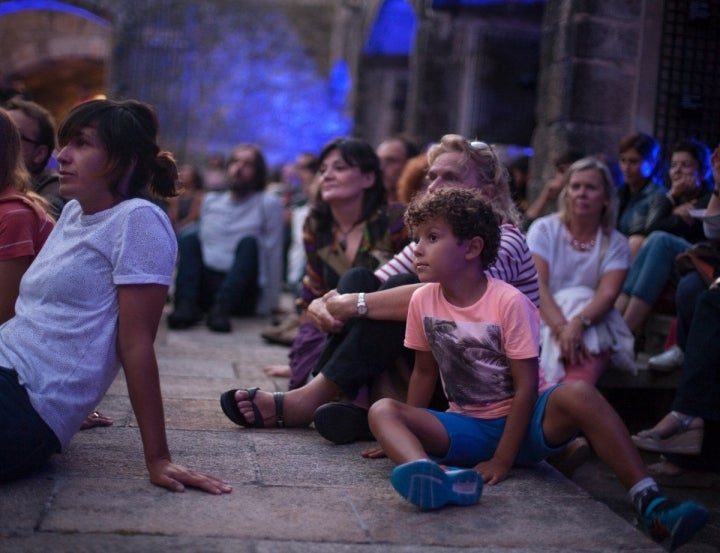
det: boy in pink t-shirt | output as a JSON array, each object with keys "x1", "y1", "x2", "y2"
[{"x1": 368, "y1": 189, "x2": 708, "y2": 552}]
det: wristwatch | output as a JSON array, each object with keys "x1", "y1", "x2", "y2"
[{"x1": 356, "y1": 292, "x2": 368, "y2": 317}]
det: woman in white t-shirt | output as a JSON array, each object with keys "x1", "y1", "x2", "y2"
[
  {"x1": 527, "y1": 157, "x2": 634, "y2": 385},
  {"x1": 0, "y1": 99, "x2": 231, "y2": 495}
]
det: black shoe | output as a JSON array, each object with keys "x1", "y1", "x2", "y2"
[
  {"x1": 206, "y1": 305, "x2": 232, "y2": 333},
  {"x1": 313, "y1": 402, "x2": 373, "y2": 444},
  {"x1": 167, "y1": 300, "x2": 202, "y2": 329}
]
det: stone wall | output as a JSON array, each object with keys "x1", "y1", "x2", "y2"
[{"x1": 528, "y1": 0, "x2": 662, "y2": 203}]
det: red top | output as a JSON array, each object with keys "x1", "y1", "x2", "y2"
[{"x1": 0, "y1": 189, "x2": 54, "y2": 261}]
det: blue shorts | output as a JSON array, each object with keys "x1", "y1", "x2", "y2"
[{"x1": 428, "y1": 385, "x2": 570, "y2": 467}]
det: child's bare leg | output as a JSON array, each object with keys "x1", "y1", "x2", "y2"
[
  {"x1": 368, "y1": 398, "x2": 450, "y2": 464},
  {"x1": 542, "y1": 382, "x2": 647, "y2": 489}
]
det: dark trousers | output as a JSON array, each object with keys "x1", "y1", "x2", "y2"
[
  {"x1": 174, "y1": 226, "x2": 259, "y2": 315},
  {"x1": 675, "y1": 270, "x2": 706, "y2": 350},
  {"x1": 314, "y1": 268, "x2": 447, "y2": 410},
  {"x1": 668, "y1": 288, "x2": 720, "y2": 471},
  {"x1": 0, "y1": 367, "x2": 60, "y2": 480}
]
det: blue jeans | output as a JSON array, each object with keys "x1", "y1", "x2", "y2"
[
  {"x1": 622, "y1": 231, "x2": 690, "y2": 304},
  {"x1": 0, "y1": 367, "x2": 60, "y2": 480},
  {"x1": 174, "y1": 226, "x2": 259, "y2": 315}
]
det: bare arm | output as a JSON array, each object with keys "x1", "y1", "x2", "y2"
[
  {"x1": 475, "y1": 357, "x2": 538, "y2": 485},
  {"x1": 307, "y1": 282, "x2": 424, "y2": 332},
  {"x1": 328, "y1": 283, "x2": 424, "y2": 322},
  {"x1": 0, "y1": 257, "x2": 30, "y2": 324},
  {"x1": 117, "y1": 284, "x2": 231, "y2": 495},
  {"x1": 525, "y1": 173, "x2": 564, "y2": 222},
  {"x1": 406, "y1": 349, "x2": 440, "y2": 408}
]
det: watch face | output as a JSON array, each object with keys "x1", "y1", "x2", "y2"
[{"x1": 357, "y1": 293, "x2": 368, "y2": 316}]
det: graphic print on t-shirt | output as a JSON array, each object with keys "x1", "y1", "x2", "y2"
[{"x1": 423, "y1": 317, "x2": 513, "y2": 407}]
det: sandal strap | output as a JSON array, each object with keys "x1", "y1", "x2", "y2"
[
  {"x1": 670, "y1": 411, "x2": 695, "y2": 432},
  {"x1": 274, "y1": 392, "x2": 285, "y2": 428}
]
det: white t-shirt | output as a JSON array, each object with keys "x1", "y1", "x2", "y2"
[
  {"x1": 526, "y1": 214, "x2": 630, "y2": 293},
  {"x1": 0, "y1": 199, "x2": 177, "y2": 449},
  {"x1": 199, "y1": 190, "x2": 285, "y2": 314}
]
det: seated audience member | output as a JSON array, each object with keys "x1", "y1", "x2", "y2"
[
  {"x1": 1, "y1": 107, "x2": 113, "y2": 431},
  {"x1": 646, "y1": 144, "x2": 720, "y2": 372},
  {"x1": 228, "y1": 137, "x2": 408, "y2": 391},
  {"x1": 261, "y1": 152, "x2": 320, "y2": 349},
  {"x1": 219, "y1": 135, "x2": 538, "y2": 445},
  {"x1": 376, "y1": 135, "x2": 420, "y2": 203},
  {"x1": 396, "y1": 152, "x2": 429, "y2": 204},
  {"x1": 366, "y1": 187, "x2": 709, "y2": 553},
  {"x1": 0, "y1": 99, "x2": 231, "y2": 495},
  {"x1": 166, "y1": 164, "x2": 205, "y2": 234},
  {"x1": 617, "y1": 138, "x2": 714, "y2": 338},
  {"x1": 202, "y1": 153, "x2": 226, "y2": 191},
  {"x1": 527, "y1": 157, "x2": 634, "y2": 386},
  {"x1": 0, "y1": 107, "x2": 54, "y2": 323},
  {"x1": 508, "y1": 154, "x2": 530, "y2": 214},
  {"x1": 632, "y1": 284, "x2": 720, "y2": 479},
  {"x1": 616, "y1": 132, "x2": 665, "y2": 259},
  {"x1": 4, "y1": 98, "x2": 66, "y2": 219},
  {"x1": 524, "y1": 149, "x2": 585, "y2": 226},
  {"x1": 167, "y1": 144, "x2": 285, "y2": 332}
]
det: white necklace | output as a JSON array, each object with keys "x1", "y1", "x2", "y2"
[{"x1": 566, "y1": 227, "x2": 595, "y2": 252}]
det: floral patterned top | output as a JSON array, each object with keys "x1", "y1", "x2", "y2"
[{"x1": 298, "y1": 203, "x2": 409, "y2": 309}]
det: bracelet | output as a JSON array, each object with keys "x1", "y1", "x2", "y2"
[{"x1": 553, "y1": 322, "x2": 567, "y2": 334}]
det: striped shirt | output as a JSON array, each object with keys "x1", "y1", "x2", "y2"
[{"x1": 374, "y1": 223, "x2": 540, "y2": 307}]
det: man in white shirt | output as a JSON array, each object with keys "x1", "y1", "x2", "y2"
[{"x1": 167, "y1": 144, "x2": 284, "y2": 332}]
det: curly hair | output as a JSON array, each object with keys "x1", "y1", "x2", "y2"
[{"x1": 405, "y1": 187, "x2": 501, "y2": 269}]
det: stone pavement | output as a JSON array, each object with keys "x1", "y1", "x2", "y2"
[{"x1": 0, "y1": 306, "x2": 714, "y2": 552}]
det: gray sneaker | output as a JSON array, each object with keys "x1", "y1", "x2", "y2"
[{"x1": 648, "y1": 345, "x2": 684, "y2": 372}]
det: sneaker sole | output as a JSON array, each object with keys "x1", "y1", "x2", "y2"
[{"x1": 390, "y1": 460, "x2": 482, "y2": 510}]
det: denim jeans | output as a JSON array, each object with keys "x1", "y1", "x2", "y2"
[
  {"x1": 0, "y1": 367, "x2": 60, "y2": 480},
  {"x1": 622, "y1": 231, "x2": 690, "y2": 304},
  {"x1": 174, "y1": 226, "x2": 259, "y2": 315}
]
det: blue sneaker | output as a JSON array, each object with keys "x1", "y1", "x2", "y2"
[
  {"x1": 390, "y1": 459, "x2": 482, "y2": 510},
  {"x1": 643, "y1": 497, "x2": 710, "y2": 551}
]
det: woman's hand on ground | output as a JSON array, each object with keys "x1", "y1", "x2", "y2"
[{"x1": 148, "y1": 459, "x2": 232, "y2": 495}]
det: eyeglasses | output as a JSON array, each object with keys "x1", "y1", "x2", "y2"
[{"x1": 20, "y1": 134, "x2": 43, "y2": 146}]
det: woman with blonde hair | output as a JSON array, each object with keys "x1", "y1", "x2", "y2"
[{"x1": 527, "y1": 156, "x2": 634, "y2": 385}]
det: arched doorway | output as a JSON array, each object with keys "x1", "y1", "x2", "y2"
[{"x1": 0, "y1": 1, "x2": 112, "y2": 125}]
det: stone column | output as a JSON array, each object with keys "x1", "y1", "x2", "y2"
[{"x1": 528, "y1": 0, "x2": 661, "y2": 207}]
